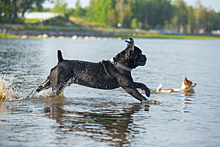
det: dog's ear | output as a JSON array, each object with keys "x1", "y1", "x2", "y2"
[
  {"x1": 125, "y1": 38, "x2": 134, "y2": 51},
  {"x1": 129, "y1": 38, "x2": 134, "y2": 51},
  {"x1": 129, "y1": 38, "x2": 134, "y2": 46}
]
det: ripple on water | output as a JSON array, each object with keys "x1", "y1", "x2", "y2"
[{"x1": 1, "y1": 39, "x2": 220, "y2": 146}]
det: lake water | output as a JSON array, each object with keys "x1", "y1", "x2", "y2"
[{"x1": 0, "y1": 38, "x2": 220, "y2": 146}]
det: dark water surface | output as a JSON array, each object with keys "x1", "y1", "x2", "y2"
[{"x1": 0, "y1": 38, "x2": 220, "y2": 146}]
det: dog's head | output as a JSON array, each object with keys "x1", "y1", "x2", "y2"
[
  {"x1": 114, "y1": 38, "x2": 147, "y2": 69},
  {"x1": 181, "y1": 77, "x2": 196, "y2": 92}
]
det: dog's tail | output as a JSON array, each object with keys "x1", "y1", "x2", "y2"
[{"x1": 58, "y1": 50, "x2": 64, "y2": 62}]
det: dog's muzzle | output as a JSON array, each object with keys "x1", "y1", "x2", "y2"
[
  {"x1": 192, "y1": 83, "x2": 197, "y2": 87},
  {"x1": 138, "y1": 55, "x2": 147, "y2": 66},
  {"x1": 138, "y1": 61, "x2": 146, "y2": 66}
]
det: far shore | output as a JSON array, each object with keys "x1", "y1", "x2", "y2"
[
  {"x1": 0, "y1": 27, "x2": 220, "y2": 40},
  {"x1": 1, "y1": 33, "x2": 220, "y2": 40}
]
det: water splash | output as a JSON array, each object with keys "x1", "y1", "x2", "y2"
[{"x1": 0, "y1": 74, "x2": 21, "y2": 100}]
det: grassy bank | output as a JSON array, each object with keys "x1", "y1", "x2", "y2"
[
  {"x1": 0, "y1": 33, "x2": 20, "y2": 38},
  {"x1": 69, "y1": 17, "x2": 101, "y2": 27},
  {"x1": 24, "y1": 19, "x2": 42, "y2": 23},
  {"x1": 1, "y1": 32, "x2": 220, "y2": 40},
  {"x1": 0, "y1": 33, "x2": 37, "y2": 39}
]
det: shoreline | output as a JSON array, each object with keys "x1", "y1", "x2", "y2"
[
  {"x1": 1, "y1": 33, "x2": 220, "y2": 40},
  {"x1": 1, "y1": 29, "x2": 220, "y2": 40}
]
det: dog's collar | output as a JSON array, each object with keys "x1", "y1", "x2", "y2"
[{"x1": 110, "y1": 58, "x2": 132, "y2": 72}]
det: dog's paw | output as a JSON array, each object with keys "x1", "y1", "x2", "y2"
[{"x1": 145, "y1": 88, "x2": 151, "y2": 97}]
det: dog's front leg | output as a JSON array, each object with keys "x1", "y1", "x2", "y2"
[
  {"x1": 28, "y1": 76, "x2": 51, "y2": 98},
  {"x1": 134, "y1": 82, "x2": 150, "y2": 97},
  {"x1": 122, "y1": 85, "x2": 149, "y2": 102},
  {"x1": 134, "y1": 83, "x2": 160, "y2": 105}
]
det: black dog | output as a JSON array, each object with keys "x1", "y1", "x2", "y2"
[{"x1": 29, "y1": 38, "x2": 151, "y2": 102}]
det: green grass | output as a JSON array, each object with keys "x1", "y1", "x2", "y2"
[
  {"x1": 0, "y1": 33, "x2": 38, "y2": 39},
  {"x1": 0, "y1": 33, "x2": 20, "y2": 38},
  {"x1": 116, "y1": 34, "x2": 220, "y2": 39},
  {"x1": 69, "y1": 17, "x2": 101, "y2": 27},
  {"x1": 24, "y1": 19, "x2": 42, "y2": 23}
]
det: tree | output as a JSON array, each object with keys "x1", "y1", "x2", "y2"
[
  {"x1": 93, "y1": 0, "x2": 114, "y2": 26},
  {"x1": 187, "y1": 6, "x2": 195, "y2": 33},
  {"x1": 73, "y1": 0, "x2": 85, "y2": 17},
  {"x1": 172, "y1": 0, "x2": 188, "y2": 33},
  {"x1": 13, "y1": 0, "x2": 17, "y2": 22},
  {"x1": 52, "y1": 0, "x2": 67, "y2": 16},
  {"x1": 213, "y1": 12, "x2": 220, "y2": 30},
  {"x1": 194, "y1": 0, "x2": 206, "y2": 33},
  {"x1": 17, "y1": 0, "x2": 50, "y2": 17},
  {"x1": 0, "y1": 0, "x2": 53, "y2": 23},
  {"x1": 0, "y1": 0, "x2": 14, "y2": 23},
  {"x1": 86, "y1": 0, "x2": 96, "y2": 21},
  {"x1": 206, "y1": 8, "x2": 218, "y2": 33},
  {"x1": 115, "y1": 0, "x2": 123, "y2": 26},
  {"x1": 194, "y1": 1, "x2": 218, "y2": 33},
  {"x1": 131, "y1": 18, "x2": 142, "y2": 29},
  {"x1": 131, "y1": 0, "x2": 173, "y2": 30},
  {"x1": 107, "y1": 9, "x2": 116, "y2": 27},
  {"x1": 32, "y1": 0, "x2": 45, "y2": 12},
  {"x1": 115, "y1": 0, "x2": 132, "y2": 28}
]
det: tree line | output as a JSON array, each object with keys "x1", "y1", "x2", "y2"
[
  {"x1": 1, "y1": 0, "x2": 220, "y2": 34},
  {"x1": 0, "y1": 0, "x2": 52, "y2": 23},
  {"x1": 65, "y1": 0, "x2": 220, "y2": 33}
]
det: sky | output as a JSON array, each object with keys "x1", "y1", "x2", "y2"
[
  {"x1": 43, "y1": 0, "x2": 220, "y2": 12},
  {"x1": 184, "y1": 0, "x2": 220, "y2": 11}
]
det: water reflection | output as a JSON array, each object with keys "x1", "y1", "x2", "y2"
[
  {"x1": 43, "y1": 96, "x2": 148, "y2": 146},
  {"x1": 181, "y1": 93, "x2": 195, "y2": 113}
]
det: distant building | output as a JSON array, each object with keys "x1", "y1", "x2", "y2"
[
  {"x1": 211, "y1": 30, "x2": 220, "y2": 35},
  {"x1": 199, "y1": 28, "x2": 205, "y2": 34},
  {"x1": 152, "y1": 29, "x2": 181, "y2": 34},
  {"x1": 18, "y1": 12, "x2": 59, "y2": 20}
]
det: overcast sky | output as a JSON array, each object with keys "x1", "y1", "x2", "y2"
[{"x1": 43, "y1": 0, "x2": 220, "y2": 12}]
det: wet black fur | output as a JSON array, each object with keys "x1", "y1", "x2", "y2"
[{"x1": 29, "y1": 38, "x2": 150, "y2": 102}]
